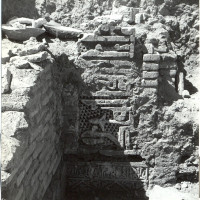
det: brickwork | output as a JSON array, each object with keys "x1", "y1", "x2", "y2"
[{"x1": 1, "y1": 39, "x2": 64, "y2": 200}]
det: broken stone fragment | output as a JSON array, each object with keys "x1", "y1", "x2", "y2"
[
  {"x1": 169, "y1": 70, "x2": 177, "y2": 77},
  {"x1": 161, "y1": 53, "x2": 177, "y2": 62},
  {"x1": 10, "y1": 51, "x2": 49, "y2": 63},
  {"x1": 182, "y1": 90, "x2": 190, "y2": 98},
  {"x1": 18, "y1": 43, "x2": 46, "y2": 56},
  {"x1": 13, "y1": 60, "x2": 31, "y2": 69},
  {"x1": 143, "y1": 54, "x2": 160, "y2": 62},
  {"x1": 2, "y1": 65, "x2": 12, "y2": 94},
  {"x1": 34, "y1": 18, "x2": 47, "y2": 28},
  {"x1": 95, "y1": 44, "x2": 103, "y2": 51},
  {"x1": 2, "y1": 49, "x2": 11, "y2": 64},
  {"x1": 135, "y1": 13, "x2": 143, "y2": 24},
  {"x1": 121, "y1": 27, "x2": 135, "y2": 36}
]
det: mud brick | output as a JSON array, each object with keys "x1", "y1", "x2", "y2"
[
  {"x1": 80, "y1": 35, "x2": 130, "y2": 43},
  {"x1": 143, "y1": 54, "x2": 160, "y2": 62},
  {"x1": 170, "y1": 69, "x2": 177, "y2": 77},
  {"x1": 121, "y1": 27, "x2": 135, "y2": 36},
  {"x1": 142, "y1": 79, "x2": 158, "y2": 87},
  {"x1": 143, "y1": 63, "x2": 159, "y2": 71},
  {"x1": 143, "y1": 71, "x2": 159, "y2": 79}
]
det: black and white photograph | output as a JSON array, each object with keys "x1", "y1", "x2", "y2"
[{"x1": 1, "y1": 0, "x2": 199, "y2": 199}]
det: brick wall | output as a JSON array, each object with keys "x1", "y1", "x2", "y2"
[{"x1": 1, "y1": 38, "x2": 64, "y2": 200}]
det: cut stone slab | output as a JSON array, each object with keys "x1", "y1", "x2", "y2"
[
  {"x1": 143, "y1": 71, "x2": 159, "y2": 79},
  {"x1": 143, "y1": 54, "x2": 160, "y2": 62},
  {"x1": 2, "y1": 25, "x2": 45, "y2": 41},
  {"x1": 80, "y1": 50, "x2": 130, "y2": 59},
  {"x1": 44, "y1": 23, "x2": 83, "y2": 39},
  {"x1": 80, "y1": 34, "x2": 130, "y2": 43},
  {"x1": 143, "y1": 63, "x2": 159, "y2": 71},
  {"x1": 142, "y1": 79, "x2": 158, "y2": 87},
  {"x1": 2, "y1": 65, "x2": 12, "y2": 94}
]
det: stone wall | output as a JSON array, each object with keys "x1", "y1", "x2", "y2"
[{"x1": 1, "y1": 38, "x2": 64, "y2": 200}]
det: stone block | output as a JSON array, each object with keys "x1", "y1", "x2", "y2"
[
  {"x1": 142, "y1": 79, "x2": 158, "y2": 87},
  {"x1": 135, "y1": 13, "x2": 143, "y2": 24},
  {"x1": 10, "y1": 51, "x2": 49, "y2": 63},
  {"x1": 170, "y1": 70, "x2": 177, "y2": 77},
  {"x1": 114, "y1": 44, "x2": 130, "y2": 51},
  {"x1": 143, "y1": 63, "x2": 159, "y2": 71},
  {"x1": 80, "y1": 34, "x2": 130, "y2": 43},
  {"x1": 2, "y1": 111, "x2": 28, "y2": 137},
  {"x1": 10, "y1": 68, "x2": 40, "y2": 90},
  {"x1": 2, "y1": 49, "x2": 11, "y2": 64},
  {"x1": 161, "y1": 53, "x2": 177, "y2": 62},
  {"x1": 121, "y1": 27, "x2": 135, "y2": 36},
  {"x1": 144, "y1": 44, "x2": 154, "y2": 54},
  {"x1": 143, "y1": 71, "x2": 159, "y2": 79},
  {"x1": 18, "y1": 43, "x2": 46, "y2": 56},
  {"x1": 14, "y1": 60, "x2": 31, "y2": 69},
  {"x1": 81, "y1": 50, "x2": 130, "y2": 59},
  {"x1": 143, "y1": 88, "x2": 158, "y2": 95},
  {"x1": 2, "y1": 65, "x2": 12, "y2": 94},
  {"x1": 143, "y1": 54, "x2": 160, "y2": 62}
]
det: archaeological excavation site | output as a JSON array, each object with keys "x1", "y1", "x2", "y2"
[{"x1": 1, "y1": 0, "x2": 199, "y2": 199}]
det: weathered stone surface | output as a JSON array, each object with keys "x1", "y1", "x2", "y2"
[
  {"x1": 2, "y1": 49, "x2": 11, "y2": 64},
  {"x1": 121, "y1": 27, "x2": 135, "y2": 36},
  {"x1": 145, "y1": 44, "x2": 154, "y2": 54},
  {"x1": 142, "y1": 79, "x2": 158, "y2": 87},
  {"x1": 2, "y1": 88, "x2": 30, "y2": 111},
  {"x1": 2, "y1": 65, "x2": 12, "y2": 94},
  {"x1": 143, "y1": 71, "x2": 159, "y2": 79},
  {"x1": 10, "y1": 68, "x2": 40, "y2": 90},
  {"x1": 10, "y1": 51, "x2": 49, "y2": 63},
  {"x1": 143, "y1": 54, "x2": 160, "y2": 62},
  {"x1": 81, "y1": 50, "x2": 130, "y2": 59},
  {"x1": 80, "y1": 34, "x2": 130, "y2": 43},
  {"x1": 143, "y1": 63, "x2": 159, "y2": 71},
  {"x1": 13, "y1": 59, "x2": 31, "y2": 69},
  {"x1": 161, "y1": 53, "x2": 177, "y2": 62},
  {"x1": 135, "y1": 13, "x2": 143, "y2": 24},
  {"x1": 169, "y1": 70, "x2": 177, "y2": 77}
]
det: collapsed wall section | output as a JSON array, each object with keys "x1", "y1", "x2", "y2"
[{"x1": 1, "y1": 38, "x2": 64, "y2": 200}]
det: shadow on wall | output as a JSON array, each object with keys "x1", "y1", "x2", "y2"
[{"x1": 2, "y1": 0, "x2": 39, "y2": 23}]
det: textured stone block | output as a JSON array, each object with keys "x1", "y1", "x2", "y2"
[
  {"x1": 2, "y1": 65, "x2": 12, "y2": 94},
  {"x1": 135, "y1": 13, "x2": 143, "y2": 24},
  {"x1": 143, "y1": 63, "x2": 159, "y2": 71},
  {"x1": 145, "y1": 44, "x2": 154, "y2": 54},
  {"x1": 121, "y1": 27, "x2": 135, "y2": 36},
  {"x1": 142, "y1": 79, "x2": 158, "y2": 87},
  {"x1": 143, "y1": 71, "x2": 159, "y2": 79},
  {"x1": 143, "y1": 54, "x2": 160, "y2": 62},
  {"x1": 80, "y1": 34, "x2": 130, "y2": 43},
  {"x1": 81, "y1": 50, "x2": 130, "y2": 59}
]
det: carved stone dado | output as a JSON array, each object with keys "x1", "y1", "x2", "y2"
[
  {"x1": 65, "y1": 162, "x2": 149, "y2": 194},
  {"x1": 76, "y1": 24, "x2": 142, "y2": 152}
]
